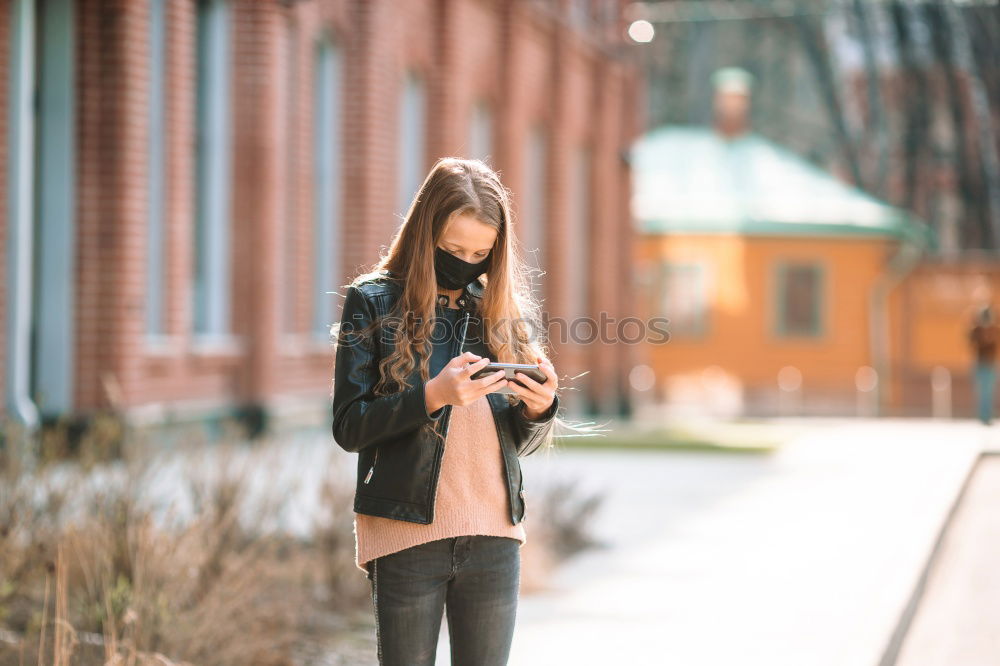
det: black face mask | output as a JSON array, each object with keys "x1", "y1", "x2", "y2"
[{"x1": 434, "y1": 246, "x2": 491, "y2": 290}]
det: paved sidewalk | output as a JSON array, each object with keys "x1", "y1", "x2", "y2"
[
  {"x1": 895, "y1": 455, "x2": 1000, "y2": 666},
  {"x1": 433, "y1": 419, "x2": 988, "y2": 666}
]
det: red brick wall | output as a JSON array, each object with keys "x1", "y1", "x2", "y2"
[
  {"x1": 274, "y1": 0, "x2": 359, "y2": 396},
  {"x1": 337, "y1": 0, "x2": 640, "y2": 415},
  {"x1": 76, "y1": 0, "x2": 150, "y2": 411},
  {"x1": 268, "y1": 0, "x2": 644, "y2": 414},
  {"x1": 2, "y1": 0, "x2": 642, "y2": 422},
  {"x1": 231, "y1": 0, "x2": 284, "y2": 404}
]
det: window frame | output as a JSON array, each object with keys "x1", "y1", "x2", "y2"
[
  {"x1": 396, "y1": 69, "x2": 427, "y2": 219},
  {"x1": 522, "y1": 123, "x2": 549, "y2": 304},
  {"x1": 193, "y1": 0, "x2": 233, "y2": 340},
  {"x1": 146, "y1": 0, "x2": 168, "y2": 341},
  {"x1": 311, "y1": 35, "x2": 343, "y2": 341},
  {"x1": 657, "y1": 260, "x2": 710, "y2": 339},
  {"x1": 772, "y1": 260, "x2": 827, "y2": 339},
  {"x1": 468, "y1": 99, "x2": 493, "y2": 165}
]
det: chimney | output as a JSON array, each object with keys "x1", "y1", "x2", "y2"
[{"x1": 711, "y1": 67, "x2": 754, "y2": 139}]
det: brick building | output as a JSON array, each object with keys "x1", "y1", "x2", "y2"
[{"x1": 0, "y1": 0, "x2": 643, "y2": 432}]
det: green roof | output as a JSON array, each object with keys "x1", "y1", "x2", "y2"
[{"x1": 630, "y1": 126, "x2": 936, "y2": 248}]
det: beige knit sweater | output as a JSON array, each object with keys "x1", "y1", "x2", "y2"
[{"x1": 354, "y1": 393, "x2": 527, "y2": 573}]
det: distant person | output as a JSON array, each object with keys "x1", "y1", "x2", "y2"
[
  {"x1": 968, "y1": 305, "x2": 1000, "y2": 425},
  {"x1": 331, "y1": 157, "x2": 560, "y2": 665}
]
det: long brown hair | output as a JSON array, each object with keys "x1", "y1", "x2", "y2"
[{"x1": 350, "y1": 157, "x2": 548, "y2": 404}]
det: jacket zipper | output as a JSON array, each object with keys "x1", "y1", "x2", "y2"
[
  {"x1": 365, "y1": 307, "x2": 470, "y2": 488},
  {"x1": 439, "y1": 310, "x2": 470, "y2": 445},
  {"x1": 426, "y1": 308, "x2": 470, "y2": 514},
  {"x1": 364, "y1": 448, "x2": 379, "y2": 484},
  {"x1": 461, "y1": 307, "x2": 519, "y2": 522},
  {"x1": 434, "y1": 308, "x2": 519, "y2": 523}
]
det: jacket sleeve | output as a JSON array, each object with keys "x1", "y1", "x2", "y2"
[
  {"x1": 331, "y1": 285, "x2": 445, "y2": 453},
  {"x1": 512, "y1": 392, "x2": 560, "y2": 457}
]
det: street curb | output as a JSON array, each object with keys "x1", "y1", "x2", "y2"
[{"x1": 876, "y1": 449, "x2": 997, "y2": 666}]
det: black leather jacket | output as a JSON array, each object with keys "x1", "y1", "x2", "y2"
[{"x1": 331, "y1": 270, "x2": 560, "y2": 526}]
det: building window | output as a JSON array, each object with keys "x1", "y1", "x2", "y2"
[
  {"x1": 397, "y1": 70, "x2": 426, "y2": 219},
  {"x1": 774, "y1": 262, "x2": 825, "y2": 337},
  {"x1": 567, "y1": 144, "x2": 591, "y2": 318},
  {"x1": 147, "y1": 0, "x2": 167, "y2": 337},
  {"x1": 193, "y1": 0, "x2": 231, "y2": 337},
  {"x1": 313, "y1": 37, "x2": 342, "y2": 339},
  {"x1": 523, "y1": 124, "x2": 548, "y2": 301},
  {"x1": 35, "y1": 0, "x2": 78, "y2": 414},
  {"x1": 9, "y1": 0, "x2": 77, "y2": 419},
  {"x1": 469, "y1": 100, "x2": 492, "y2": 165},
  {"x1": 657, "y1": 262, "x2": 708, "y2": 337},
  {"x1": 568, "y1": 0, "x2": 590, "y2": 30},
  {"x1": 282, "y1": 13, "x2": 299, "y2": 334}
]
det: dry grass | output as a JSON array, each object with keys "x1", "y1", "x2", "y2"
[
  {"x1": 0, "y1": 414, "x2": 605, "y2": 665},
  {"x1": 0, "y1": 415, "x2": 349, "y2": 666}
]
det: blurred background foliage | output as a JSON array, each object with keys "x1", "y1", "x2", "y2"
[{"x1": 635, "y1": 0, "x2": 1000, "y2": 252}]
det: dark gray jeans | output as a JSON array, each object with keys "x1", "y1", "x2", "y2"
[{"x1": 365, "y1": 535, "x2": 521, "y2": 666}]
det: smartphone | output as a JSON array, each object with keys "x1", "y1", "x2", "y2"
[{"x1": 469, "y1": 363, "x2": 547, "y2": 395}]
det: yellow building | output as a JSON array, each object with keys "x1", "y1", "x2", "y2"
[{"x1": 630, "y1": 125, "x2": 936, "y2": 417}]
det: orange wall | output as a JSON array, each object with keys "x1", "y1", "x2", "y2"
[
  {"x1": 892, "y1": 263, "x2": 1000, "y2": 369},
  {"x1": 637, "y1": 234, "x2": 898, "y2": 408}
]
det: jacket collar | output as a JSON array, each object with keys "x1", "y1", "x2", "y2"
[
  {"x1": 382, "y1": 269, "x2": 485, "y2": 301},
  {"x1": 465, "y1": 278, "x2": 485, "y2": 299}
]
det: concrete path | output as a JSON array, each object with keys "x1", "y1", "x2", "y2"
[
  {"x1": 95, "y1": 415, "x2": 994, "y2": 665},
  {"x1": 431, "y1": 419, "x2": 987, "y2": 666},
  {"x1": 895, "y1": 455, "x2": 1000, "y2": 666}
]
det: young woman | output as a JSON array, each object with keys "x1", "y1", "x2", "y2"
[{"x1": 331, "y1": 157, "x2": 561, "y2": 666}]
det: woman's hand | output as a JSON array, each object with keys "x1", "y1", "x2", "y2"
[
  {"x1": 510, "y1": 355, "x2": 557, "y2": 419},
  {"x1": 425, "y1": 352, "x2": 507, "y2": 413}
]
